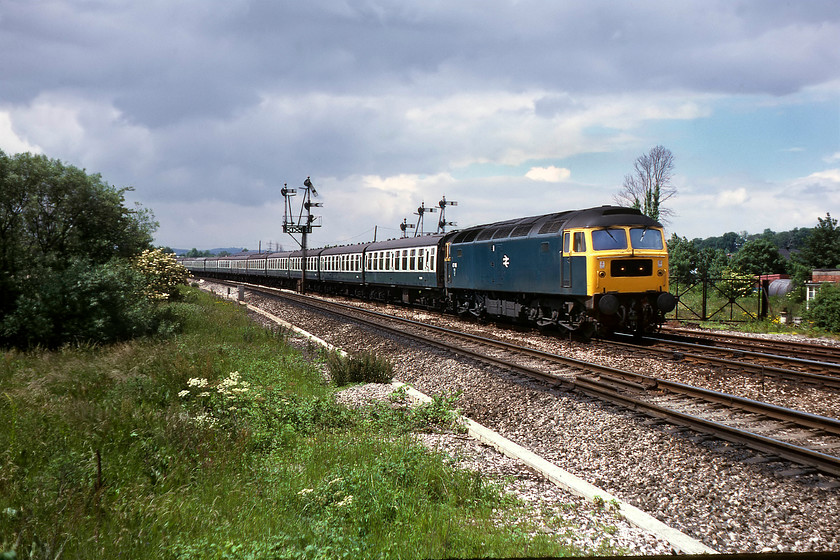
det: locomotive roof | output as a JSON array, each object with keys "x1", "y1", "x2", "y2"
[{"x1": 447, "y1": 205, "x2": 662, "y2": 244}]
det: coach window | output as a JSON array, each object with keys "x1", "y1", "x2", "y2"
[{"x1": 409, "y1": 249, "x2": 416, "y2": 271}]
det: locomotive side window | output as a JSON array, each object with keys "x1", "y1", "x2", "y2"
[
  {"x1": 573, "y1": 232, "x2": 586, "y2": 252},
  {"x1": 563, "y1": 232, "x2": 570, "y2": 253},
  {"x1": 592, "y1": 229, "x2": 628, "y2": 251}
]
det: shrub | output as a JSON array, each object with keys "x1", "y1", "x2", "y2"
[
  {"x1": 805, "y1": 283, "x2": 840, "y2": 333},
  {"x1": 0, "y1": 258, "x2": 169, "y2": 348},
  {"x1": 133, "y1": 248, "x2": 190, "y2": 301},
  {"x1": 326, "y1": 350, "x2": 394, "y2": 386}
]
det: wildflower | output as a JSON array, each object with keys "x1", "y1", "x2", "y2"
[
  {"x1": 298, "y1": 488, "x2": 314, "y2": 496},
  {"x1": 188, "y1": 378, "x2": 208, "y2": 388},
  {"x1": 178, "y1": 390, "x2": 190, "y2": 398},
  {"x1": 336, "y1": 495, "x2": 354, "y2": 507}
]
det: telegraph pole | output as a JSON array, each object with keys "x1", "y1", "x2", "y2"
[{"x1": 281, "y1": 177, "x2": 322, "y2": 294}]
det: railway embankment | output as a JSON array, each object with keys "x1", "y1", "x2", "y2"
[
  {"x1": 1, "y1": 284, "x2": 676, "y2": 558},
  {"x1": 221, "y1": 280, "x2": 840, "y2": 554}
]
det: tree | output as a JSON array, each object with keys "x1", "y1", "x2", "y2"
[
  {"x1": 667, "y1": 234, "x2": 698, "y2": 284},
  {"x1": 0, "y1": 150, "x2": 161, "y2": 348},
  {"x1": 730, "y1": 238, "x2": 787, "y2": 276},
  {"x1": 615, "y1": 145, "x2": 676, "y2": 223},
  {"x1": 805, "y1": 283, "x2": 840, "y2": 333},
  {"x1": 799, "y1": 213, "x2": 840, "y2": 270}
]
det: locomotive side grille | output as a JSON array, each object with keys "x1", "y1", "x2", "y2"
[{"x1": 611, "y1": 259, "x2": 652, "y2": 277}]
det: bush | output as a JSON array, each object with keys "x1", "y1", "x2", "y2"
[
  {"x1": 1, "y1": 258, "x2": 171, "y2": 348},
  {"x1": 133, "y1": 248, "x2": 190, "y2": 301},
  {"x1": 805, "y1": 283, "x2": 840, "y2": 333},
  {"x1": 326, "y1": 350, "x2": 394, "y2": 386}
]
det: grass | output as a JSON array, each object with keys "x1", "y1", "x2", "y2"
[{"x1": 1, "y1": 287, "x2": 629, "y2": 559}]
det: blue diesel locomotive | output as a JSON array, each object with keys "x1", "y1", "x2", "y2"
[{"x1": 182, "y1": 205, "x2": 676, "y2": 334}]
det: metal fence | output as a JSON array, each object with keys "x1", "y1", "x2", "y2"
[{"x1": 669, "y1": 275, "x2": 767, "y2": 323}]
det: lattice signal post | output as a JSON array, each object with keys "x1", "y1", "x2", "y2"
[
  {"x1": 436, "y1": 195, "x2": 458, "y2": 233},
  {"x1": 281, "y1": 176, "x2": 322, "y2": 294}
]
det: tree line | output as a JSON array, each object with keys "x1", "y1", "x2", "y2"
[{"x1": 667, "y1": 213, "x2": 840, "y2": 286}]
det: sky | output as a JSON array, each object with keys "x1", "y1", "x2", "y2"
[{"x1": 1, "y1": 0, "x2": 839, "y2": 251}]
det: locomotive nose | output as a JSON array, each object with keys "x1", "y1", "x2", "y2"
[{"x1": 657, "y1": 292, "x2": 677, "y2": 313}]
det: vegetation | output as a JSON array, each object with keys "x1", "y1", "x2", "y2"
[
  {"x1": 0, "y1": 150, "x2": 168, "y2": 349},
  {"x1": 1, "y1": 288, "x2": 621, "y2": 558},
  {"x1": 615, "y1": 145, "x2": 676, "y2": 223},
  {"x1": 668, "y1": 212, "x2": 840, "y2": 334},
  {"x1": 133, "y1": 248, "x2": 191, "y2": 301},
  {"x1": 805, "y1": 283, "x2": 840, "y2": 333},
  {"x1": 326, "y1": 350, "x2": 394, "y2": 386}
]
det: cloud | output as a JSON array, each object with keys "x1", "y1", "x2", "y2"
[
  {"x1": 525, "y1": 166, "x2": 571, "y2": 182},
  {"x1": 716, "y1": 188, "x2": 749, "y2": 207},
  {"x1": 1, "y1": 1, "x2": 837, "y2": 249},
  {"x1": 0, "y1": 111, "x2": 41, "y2": 154}
]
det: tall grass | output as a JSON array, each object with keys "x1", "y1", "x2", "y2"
[{"x1": 1, "y1": 287, "x2": 623, "y2": 559}]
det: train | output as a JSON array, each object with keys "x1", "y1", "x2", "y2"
[{"x1": 181, "y1": 205, "x2": 677, "y2": 335}]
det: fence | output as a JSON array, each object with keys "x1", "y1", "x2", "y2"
[{"x1": 669, "y1": 275, "x2": 769, "y2": 323}]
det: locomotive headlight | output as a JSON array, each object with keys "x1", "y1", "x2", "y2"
[
  {"x1": 657, "y1": 269, "x2": 665, "y2": 276},
  {"x1": 598, "y1": 270, "x2": 606, "y2": 278}
]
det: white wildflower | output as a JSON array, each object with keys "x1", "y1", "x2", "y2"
[{"x1": 178, "y1": 390, "x2": 190, "y2": 398}]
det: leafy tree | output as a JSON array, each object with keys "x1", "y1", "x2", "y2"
[
  {"x1": 0, "y1": 150, "x2": 161, "y2": 348},
  {"x1": 667, "y1": 235, "x2": 730, "y2": 284},
  {"x1": 730, "y1": 238, "x2": 787, "y2": 276},
  {"x1": 693, "y1": 231, "x2": 746, "y2": 253},
  {"x1": 185, "y1": 248, "x2": 214, "y2": 257},
  {"x1": 615, "y1": 145, "x2": 676, "y2": 223},
  {"x1": 697, "y1": 247, "x2": 729, "y2": 279},
  {"x1": 667, "y1": 234, "x2": 698, "y2": 284},
  {"x1": 799, "y1": 213, "x2": 840, "y2": 270},
  {"x1": 805, "y1": 283, "x2": 840, "y2": 333}
]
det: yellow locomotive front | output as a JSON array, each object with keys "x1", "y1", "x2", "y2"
[{"x1": 565, "y1": 224, "x2": 676, "y2": 333}]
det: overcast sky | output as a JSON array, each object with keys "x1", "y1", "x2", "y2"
[{"x1": 2, "y1": 0, "x2": 838, "y2": 250}]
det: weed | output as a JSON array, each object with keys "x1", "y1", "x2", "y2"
[{"x1": 326, "y1": 350, "x2": 394, "y2": 386}]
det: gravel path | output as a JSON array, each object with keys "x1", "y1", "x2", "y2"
[{"x1": 203, "y1": 281, "x2": 840, "y2": 553}]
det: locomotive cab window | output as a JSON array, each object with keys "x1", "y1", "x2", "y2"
[
  {"x1": 562, "y1": 231, "x2": 587, "y2": 253},
  {"x1": 629, "y1": 228, "x2": 664, "y2": 250},
  {"x1": 592, "y1": 229, "x2": 628, "y2": 251}
]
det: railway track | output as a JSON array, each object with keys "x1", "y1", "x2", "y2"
[
  {"x1": 229, "y1": 281, "x2": 840, "y2": 478},
  {"x1": 661, "y1": 326, "x2": 840, "y2": 364},
  {"x1": 607, "y1": 332, "x2": 840, "y2": 390}
]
